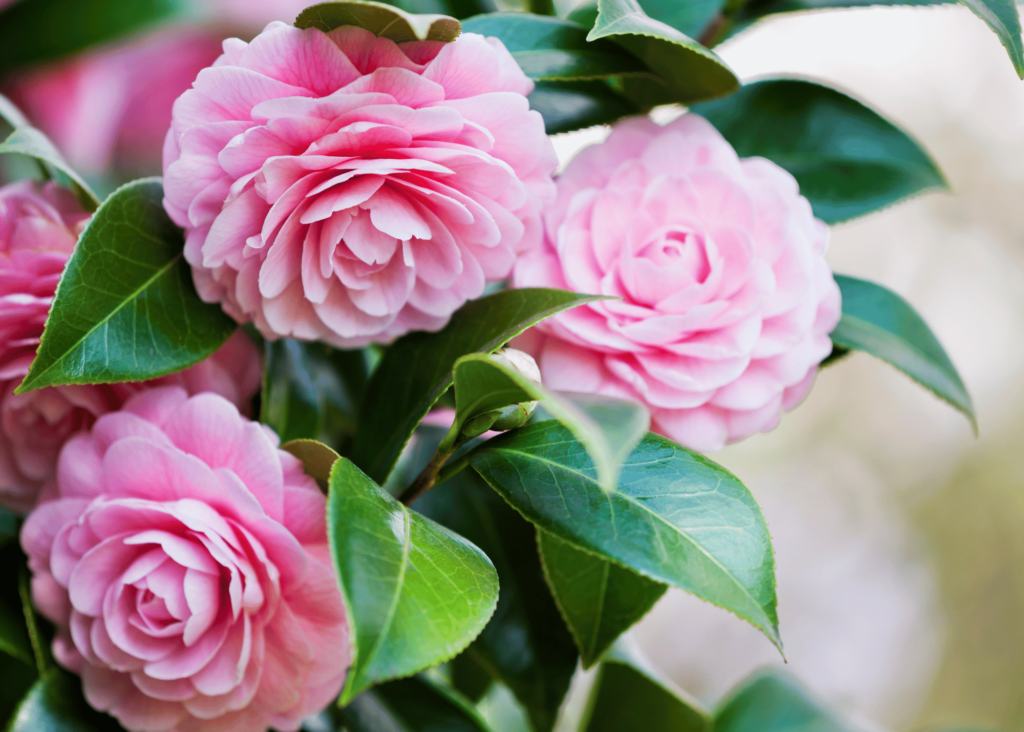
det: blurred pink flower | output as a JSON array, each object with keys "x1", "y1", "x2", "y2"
[
  {"x1": 513, "y1": 115, "x2": 841, "y2": 452},
  {"x1": 5, "y1": 29, "x2": 225, "y2": 175},
  {"x1": 22, "y1": 387, "x2": 348, "y2": 732},
  {"x1": 0, "y1": 179, "x2": 262, "y2": 512},
  {"x1": 163, "y1": 22, "x2": 556, "y2": 347}
]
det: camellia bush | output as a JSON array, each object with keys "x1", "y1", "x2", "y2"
[{"x1": 0, "y1": 0, "x2": 1017, "y2": 730}]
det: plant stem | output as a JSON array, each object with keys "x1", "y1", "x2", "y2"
[
  {"x1": 399, "y1": 450, "x2": 451, "y2": 506},
  {"x1": 697, "y1": 12, "x2": 729, "y2": 47}
]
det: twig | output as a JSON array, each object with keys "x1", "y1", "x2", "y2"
[{"x1": 399, "y1": 450, "x2": 451, "y2": 506}]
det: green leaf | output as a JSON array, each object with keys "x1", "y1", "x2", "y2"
[
  {"x1": 691, "y1": 78, "x2": 946, "y2": 224},
  {"x1": 449, "y1": 652, "x2": 493, "y2": 703},
  {"x1": 443, "y1": 353, "x2": 650, "y2": 491},
  {"x1": 296, "y1": 1, "x2": 461, "y2": 42},
  {"x1": 464, "y1": 422, "x2": 782, "y2": 650},
  {"x1": 568, "y1": 0, "x2": 723, "y2": 40},
  {"x1": 528, "y1": 80, "x2": 639, "y2": 134},
  {"x1": 328, "y1": 456, "x2": 499, "y2": 704},
  {"x1": 341, "y1": 674, "x2": 495, "y2": 732},
  {"x1": 538, "y1": 531, "x2": 665, "y2": 669},
  {"x1": 715, "y1": 668, "x2": 853, "y2": 732},
  {"x1": 461, "y1": 13, "x2": 647, "y2": 81},
  {"x1": 0, "y1": 94, "x2": 30, "y2": 130},
  {"x1": 415, "y1": 469, "x2": 578, "y2": 732},
  {"x1": 261, "y1": 339, "x2": 367, "y2": 448},
  {"x1": 587, "y1": 0, "x2": 739, "y2": 103},
  {"x1": 6, "y1": 668, "x2": 126, "y2": 732},
  {"x1": 15, "y1": 178, "x2": 236, "y2": 394},
  {"x1": 383, "y1": 0, "x2": 498, "y2": 19},
  {"x1": 350, "y1": 288, "x2": 606, "y2": 485},
  {"x1": 581, "y1": 644, "x2": 711, "y2": 732},
  {"x1": 0, "y1": 0, "x2": 184, "y2": 72},
  {"x1": 0, "y1": 126, "x2": 100, "y2": 211},
  {"x1": 281, "y1": 439, "x2": 340, "y2": 484},
  {"x1": 959, "y1": 0, "x2": 1024, "y2": 77},
  {"x1": 830, "y1": 275, "x2": 975, "y2": 430},
  {"x1": 731, "y1": 0, "x2": 953, "y2": 39}
]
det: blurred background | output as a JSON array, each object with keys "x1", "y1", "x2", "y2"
[{"x1": 2, "y1": 0, "x2": 1022, "y2": 729}]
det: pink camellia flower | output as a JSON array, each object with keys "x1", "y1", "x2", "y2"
[
  {"x1": 513, "y1": 115, "x2": 842, "y2": 452},
  {"x1": 0, "y1": 179, "x2": 262, "y2": 512},
  {"x1": 163, "y1": 21, "x2": 556, "y2": 347},
  {"x1": 21, "y1": 387, "x2": 348, "y2": 732}
]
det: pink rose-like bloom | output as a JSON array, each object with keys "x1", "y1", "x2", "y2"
[
  {"x1": 513, "y1": 115, "x2": 841, "y2": 452},
  {"x1": 22, "y1": 387, "x2": 348, "y2": 732},
  {"x1": 163, "y1": 22, "x2": 556, "y2": 347},
  {"x1": 0, "y1": 179, "x2": 262, "y2": 512}
]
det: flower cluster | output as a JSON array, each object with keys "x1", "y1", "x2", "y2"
[{"x1": 7, "y1": 17, "x2": 840, "y2": 732}]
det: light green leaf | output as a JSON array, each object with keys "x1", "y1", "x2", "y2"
[
  {"x1": 281, "y1": 439, "x2": 340, "y2": 484},
  {"x1": 690, "y1": 78, "x2": 946, "y2": 224},
  {"x1": 416, "y1": 469, "x2": 578, "y2": 732},
  {"x1": 0, "y1": 0, "x2": 185, "y2": 73},
  {"x1": 0, "y1": 126, "x2": 99, "y2": 211},
  {"x1": 581, "y1": 644, "x2": 711, "y2": 732},
  {"x1": 0, "y1": 94, "x2": 30, "y2": 129},
  {"x1": 341, "y1": 675, "x2": 495, "y2": 732},
  {"x1": 443, "y1": 353, "x2": 650, "y2": 491},
  {"x1": 528, "y1": 80, "x2": 639, "y2": 134},
  {"x1": 6, "y1": 669, "x2": 125, "y2": 732},
  {"x1": 538, "y1": 531, "x2": 665, "y2": 669},
  {"x1": 16, "y1": 178, "x2": 236, "y2": 394},
  {"x1": 587, "y1": 0, "x2": 739, "y2": 103},
  {"x1": 328, "y1": 457, "x2": 499, "y2": 704},
  {"x1": 568, "y1": 0, "x2": 723, "y2": 41},
  {"x1": 296, "y1": 1, "x2": 461, "y2": 42},
  {"x1": 464, "y1": 421, "x2": 781, "y2": 650},
  {"x1": 261, "y1": 339, "x2": 367, "y2": 448},
  {"x1": 830, "y1": 274, "x2": 975, "y2": 430},
  {"x1": 959, "y1": 0, "x2": 1024, "y2": 78},
  {"x1": 715, "y1": 668, "x2": 853, "y2": 732},
  {"x1": 350, "y1": 288, "x2": 607, "y2": 485},
  {"x1": 461, "y1": 13, "x2": 647, "y2": 81}
]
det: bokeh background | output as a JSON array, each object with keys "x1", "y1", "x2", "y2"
[{"x1": 3, "y1": 1, "x2": 1023, "y2": 729}]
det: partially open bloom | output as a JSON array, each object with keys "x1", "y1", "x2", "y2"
[
  {"x1": 21, "y1": 387, "x2": 348, "y2": 732},
  {"x1": 0, "y1": 179, "x2": 262, "y2": 512},
  {"x1": 513, "y1": 115, "x2": 841, "y2": 452},
  {"x1": 163, "y1": 21, "x2": 556, "y2": 347}
]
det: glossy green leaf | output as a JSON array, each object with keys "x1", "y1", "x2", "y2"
[
  {"x1": 587, "y1": 0, "x2": 739, "y2": 103},
  {"x1": 0, "y1": 0, "x2": 184, "y2": 72},
  {"x1": 538, "y1": 531, "x2": 665, "y2": 669},
  {"x1": 461, "y1": 13, "x2": 646, "y2": 81},
  {"x1": 464, "y1": 422, "x2": 781, "y2": 650},
  {"x1": 296, "y1": 1, "x2": 461, "y2": 42},
  {"x1": 351, "y1": 288, "x2": 606, "y2": 485},
  {"x1": 328, "y1": 456, "x2": 499, "y2": 704},
  {"x1": 715, "y1": 668, "x2": 852, "y2": 732},
  {"x1": 261, "y1": 340, "x2": 367, "y2": 448},
  {"x1": 0, "y1": 126, "x2": 100, "y2": 211},
  {"x1": 568, "y1": 0, "x2": 723, "y2": 40},
  {"x1": 341, "y1": 674, "x2": 495, "y2": 732},
  {"x1": 415, "y1": 469, "x2": 578, "y2": 732},
  {"x1": 959, "y1": 0, "x2": 1024, "y2": 77},
  {"x1": 443, "y1": 353, "x2": 650, "y2": 491},
  {"x1": 529, "y1": 80, "x2": 639, "y2": 134},
  {"x1": 691, "y1": 78, "x2": 946, "y2": 224},
  {"x1": 383, "y1": 0, "x2": 498, "y2": 19},
  {"x1": 7, "y1": 669, "x2": 125, "y2": 732},
  {"x1": 281, "y1": 439, "x2": 340, "y2": 484},
  {"x1": 581, "y1": 644, "x2": 710, "y2": 732},
  {"x1": 830, "y1": 274, "x2": 975, "y2": 430},
  {"x1": 16, "y1": 178, "x2": 236, "y2": 394}
]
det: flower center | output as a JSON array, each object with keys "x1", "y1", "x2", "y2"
[{"x1": 642, "y1": 228, "x2": 711, "y2": 284}]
